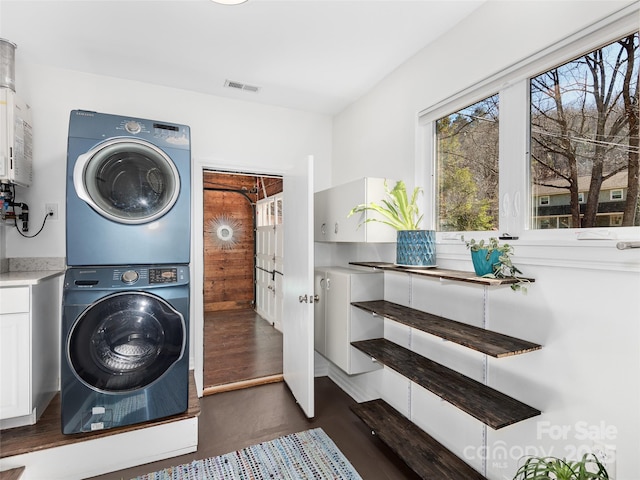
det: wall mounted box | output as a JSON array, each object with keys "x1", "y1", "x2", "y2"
[{"x1": 314, "y1": 177, "x2": 397, "y2": 243}]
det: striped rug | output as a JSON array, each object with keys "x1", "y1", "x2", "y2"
[{"x1": 133, "y1": 427, "x2": 362, "y2": 479}]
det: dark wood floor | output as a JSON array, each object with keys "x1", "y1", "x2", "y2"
[
  {"x1": 203, "y1": 308, "x2": 283, "y2": 392},
  {"x1": 89, "y1": 377, "x2": 419, "y2": 480}
]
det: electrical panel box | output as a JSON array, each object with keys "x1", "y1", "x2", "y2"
[{"x1": 0, "y1": 88, "x2": 32, "y2": 187}]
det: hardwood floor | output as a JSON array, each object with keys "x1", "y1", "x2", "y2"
[
  {"x1": 203, "y1": 308, "x2": 283, "y2": 392},
  {"x1": 89, "y1": 377, "x2": 420, "y2": 480}
]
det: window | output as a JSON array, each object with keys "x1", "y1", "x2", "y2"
[
  {"x1": 435, "y1": 94, "x2": 499, "y2": 231},
  {"x1": 530, "y1": 33, "x2": 639, "y2": 229},
  {"x1": 419, "y1": 8, "x2": 638, "y2": 240}
]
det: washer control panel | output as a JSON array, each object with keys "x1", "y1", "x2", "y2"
[
  {"x1": 66, "y1": 265, "x2": 189, "y2": 289},
  {"x1": 149, "y1": 267, "x2": 178, "y2": 284}
]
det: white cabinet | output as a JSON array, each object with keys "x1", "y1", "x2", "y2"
[
  {"x1": 314, "y1": 267, "x2": 383, "y2": 374},
  {"x1": 0, "y1": 287, "x2": 31, "y2": 419},
  {"x1": 314, "y1": 177, "x2": 398, "y2": 243},
  {"x1": 0, "y1": 273, "x2": 62, "y2": 429}
]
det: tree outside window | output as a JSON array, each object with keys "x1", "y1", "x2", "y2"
[
  {"x1": 530, "y1": 32, "x2": 639, "y2": 229},
  {"x1": 435, "y1": 94, "x2": 499, "y2": 231}
]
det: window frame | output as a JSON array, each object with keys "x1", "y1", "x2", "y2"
[
  {"x1": 417, "y1": 5, "x2": 639, "y2": 246},
  {"x1": 610, "y1": 189, "x2": 624, "y2": 201}
]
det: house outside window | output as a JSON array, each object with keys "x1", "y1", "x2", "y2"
[
  {"x1": 419, "y1": 8, "x2": 639, "y2": 242},
  {"x1": 610, "y1": 189, "x2": 624, "y2": 201}
]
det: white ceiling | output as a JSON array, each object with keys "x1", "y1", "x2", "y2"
[{"x1": 0, "y1": 0, "x2": 484, "y2": 115}]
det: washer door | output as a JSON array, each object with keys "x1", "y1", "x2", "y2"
[
  {"x1": 67, "y1": 291, "x2": 186, "y2": 393},
  {"x1": 73, "y1": 138, "x2": 180, "y2": 224}
]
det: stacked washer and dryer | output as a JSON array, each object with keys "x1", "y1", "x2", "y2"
[{"x1": 61, "y1": 110, "x2": 191, "y2": 434}]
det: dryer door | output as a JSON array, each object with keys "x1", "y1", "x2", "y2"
[
  {"x1": 73, "y1": 138, "x2": 180, "y2": 224},
  {"x1": 67, "y1": 291, "x2": 186, "y2": 393}
]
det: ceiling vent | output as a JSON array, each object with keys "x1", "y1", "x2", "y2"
[{"x1": 224, "y1": 80, "x2": 260, "y2": 93}]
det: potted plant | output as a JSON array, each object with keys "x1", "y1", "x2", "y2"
[
  {"x1": 464, "y1": 237, "x2": 529, "y2": 292},
  {"x1": 348, "y1": 180, "x2": 435, "y2": 267},
  {"x1": 513, "y1": 453, "x2": 609, "y2": 480}
]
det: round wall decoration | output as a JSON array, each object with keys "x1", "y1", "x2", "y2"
[{"x1": 207, "y1": 214, "x2": 243, "y2": 249}]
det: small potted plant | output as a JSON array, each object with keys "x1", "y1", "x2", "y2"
[
  {"x1": 464, "y1": 237, "x2": 528, "y2": 292},
  {"x1": 513, "y1": 453, "x2": 609, "y2": 480},
  {"x1": 349, "y1": 180, "x2": 435, "y2": 267}
]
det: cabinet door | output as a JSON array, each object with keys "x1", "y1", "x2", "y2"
[
  {"x1": 314, "y1": 189, "x2": 330, "y2": 242},
  {"x1": 329, "y1": 180, "x2": 366, "y2": 242},
  {"x1": 324, "y1": 271, "x2": 350, "y2": 370},
  {"x1": 0, "y1": 312, "x2": 31, "y2": 419},
  {"x1": 362, "y1": 178, "x2": 397, "y2": 243},
  {"x1": 313, "y1": 271, "x2": 327, "y2": 354}
]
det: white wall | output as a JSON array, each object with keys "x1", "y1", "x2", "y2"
[
  {"x1": 329, "y1": 1, "x2": 640, "y2": 479},
  {"x1": 4, "y1": 62, "x2": 332, "y2": 259},
  {"x1": 332, "y1": 0, "x2": 636, "y2": 188}
]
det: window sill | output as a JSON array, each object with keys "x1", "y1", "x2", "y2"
[{"x1": 435, "y1": 235, "x2": 640, "y2": 273}]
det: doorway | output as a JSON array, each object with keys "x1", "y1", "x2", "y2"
[{"x1": 202, "y1": 170, "x2": 284, "y2": 394}]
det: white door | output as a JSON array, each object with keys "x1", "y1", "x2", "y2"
[{"x1": 282, "y1": 155, "x2": 314, "y2": 418}]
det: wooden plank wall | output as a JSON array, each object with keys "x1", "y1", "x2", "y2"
[{"x1": 202, "y1": 172, "x2": 282, "y2": 312}]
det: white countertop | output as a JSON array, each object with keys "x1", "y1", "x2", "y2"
[{"x1": 0, "y1": 270, "x2": 65, "y2": 287}]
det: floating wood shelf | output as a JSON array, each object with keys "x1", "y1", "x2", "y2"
[
  {"x1": 351, "y1": 338, "x2": 541, "y2": 429},
  {"x1": 351, "y1": 399, "x2": 486, "y2": 480},
  {"x1": 351, "y1": 300, "x2": 542, "y2": 357},
  {"x1": 0, "y1": 467, "x2": 25, "y2": 480},
  {"x1": 349, "y1": 261, "x2": 535, "y2": 286}
]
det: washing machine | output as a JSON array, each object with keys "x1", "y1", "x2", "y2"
[
  {"x1": 61, "y1": 265, "x2": 189, "y2": 434},
  {"x1": 66, "y1": 110, "x2": 191, "y2": 266}
]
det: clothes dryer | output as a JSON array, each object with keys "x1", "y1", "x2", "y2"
[
  {"x1": 61, "y1": 265, "x2": 189, "y2": 434},
  {"x1": 66, "y1": 110, "x2": 191, "y2": 266}
]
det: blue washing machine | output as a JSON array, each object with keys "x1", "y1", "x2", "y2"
[
  {"x1": 66, "y1": 110, "x2": 191, "y2": 266},
  {"x1": 61, "y1": 265, "x2": 190, "y2": 434}
]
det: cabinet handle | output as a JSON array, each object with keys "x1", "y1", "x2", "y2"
[
  {"x1": 334, "y1": 222, "x2": 339, "y2": 234},
  {"x1": 321, "y1": 223, "x2": 326, "y2": 235},
  {"x1": 298, "y1": 294, "x2": 319, "y2": 303}
]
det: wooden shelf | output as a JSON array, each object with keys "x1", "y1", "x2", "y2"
[
  {"x1": 0, "y1": 467, "x2": 25, "y2": 480},
  {"x1": 351, "y1": 338, "x2": 541, "y2": 429},
  {"x1": 351, "y1": 300, "x2": 542, "y2": 357},
  {"x1": 351, "y1": 399, "x2": 486, "y2": 480},
  {"x1": 349, "y1": 261, "x2": 534, "y2": 286}
]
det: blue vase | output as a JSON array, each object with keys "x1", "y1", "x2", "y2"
[
  {"x1": 471, "y1": 249, "x2": 500, "y2": 276},
  {"x1": 396, "y1": 230, "x2": 436, "y2": 266}
]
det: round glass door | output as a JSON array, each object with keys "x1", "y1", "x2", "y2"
[
  {"x1": 67, "y1": 292, "x2": 186, "y2": 393},
  {"x1": 73, "y1": 138, "x2": 180, "y2": 224}
]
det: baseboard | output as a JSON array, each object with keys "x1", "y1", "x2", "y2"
[
  {"x1": 203, "y1": 375, "x2": 283, "y2": 395},
  {"x1": 326, "y1": 364, "x2": 381, "y2": 403},
  {"x1": 0, "y1": 417, "x2": 198, "y2": 480}
]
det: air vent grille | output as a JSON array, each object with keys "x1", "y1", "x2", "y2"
[{"x1": 224, "y1": 80, "x2": 260, "y2": 93}]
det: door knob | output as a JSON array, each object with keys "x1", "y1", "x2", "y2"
[{"x1": 299, "y1": 294, "x2": 308, "y2": 303}]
